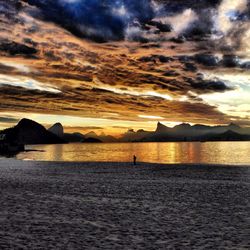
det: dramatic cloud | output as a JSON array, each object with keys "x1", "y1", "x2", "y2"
[
  {"x1": 0, "y1": 0, "x2": 249, "y2": 133},
  {"x1": 26, "y1": 0, "x2": 156, "y2": 42},
  {"x1": 0, "y1": 41, "x2": 37, "y2": 57}
]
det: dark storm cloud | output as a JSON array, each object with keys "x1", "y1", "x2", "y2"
[
  {"x1": 21, "y1": 0, "x2": 225, "y2": 42},
  {"x1": 221, "y1": 55, "x2": 240, "y2": 68},
  {"x1": 186, "y1": 78, "x2": 233, "y2": 92},
  {"x1": 0, "y1": 40, "x2": 37, "y2": 57},
  {"x1": 138, "y1": 55, "x2": 173, "y2": 63},
  {"x1": 4, "y1": 0, "x2": 248, "y2": 47},
  {"x1": 183, "y1": 8, "x2": 216, "y2": 39},
  {"x1": 194, "y1": 54, "x2": 219, "y2": 67},
  {"x1": 155, "y1": 0, "x2": 223, "y2": 41},
  {"x1": 178, "y1": 53, "x2": 249, "y2": 70},
  {"x1": 183, "y1": 62, "x2": 197, "y2": 72},
  {"x1": 163, "y1": 70, "x2": 179, "y2": 77},
  {"x1": 25, "y1": 0, "x2": 156, "y2": 42},
  {"x1": 159, "y1": 0, "x2": 221, "y2": 10}
]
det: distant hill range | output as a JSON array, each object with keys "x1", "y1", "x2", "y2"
[
  {"x1": 1, "y1": 119, "x2": 250, "y2": 145},
  {"x1": 124, "y1": 122, "x2": 250, "y2": 142}
]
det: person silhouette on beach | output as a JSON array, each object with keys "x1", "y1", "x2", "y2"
[{"x1": 133, "y1": 155, "x2": 137, "y2": 165}]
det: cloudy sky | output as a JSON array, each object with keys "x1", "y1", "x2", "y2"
[{"x1": 0, "y1": 0, "x2": 249, "y2": 135}]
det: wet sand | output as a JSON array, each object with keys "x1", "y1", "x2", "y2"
[{"x1": 0, "y1": 159, "x2": 249, "y2": 249}]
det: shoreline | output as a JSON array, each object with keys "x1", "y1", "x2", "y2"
[
  {"x1": 15, "y1": 141, "x2": 250, "y2": 165},
  {"x1": 1, "y1": 158, "x2": 250, "y2": 168}
]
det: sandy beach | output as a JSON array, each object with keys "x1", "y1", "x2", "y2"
[{"x1": 0, "y1": 159, "x2": 249, "y2": 249}]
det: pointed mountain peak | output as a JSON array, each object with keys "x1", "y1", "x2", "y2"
[
  {"x1": 156, "y1": 122, "x2": 169, "y2": 133},
  {"x1": 51, "y1": 122, "x2": 63, "y2": 127},
  {"x1": 48, "y1": 123, "x2": 64, "y2": 138},
  {"x1": 48, "y1": 123, "x2": 63, "y2": 130},
  {"x1": 85, "y1": 131, "x2": 98, "y2": 138}
]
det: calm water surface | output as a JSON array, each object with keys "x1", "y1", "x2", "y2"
[{"x1": 16, "y1": 142, "x2": 250, "y2": 165}]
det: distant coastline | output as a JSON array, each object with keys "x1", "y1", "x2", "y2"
[{"x1": 1, "y1": 119, "x2": 250, "y2": 148}]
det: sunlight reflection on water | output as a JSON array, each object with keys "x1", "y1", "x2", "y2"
[{"x1": 16, "y1": 142, "x2": 250, "y2": 165}]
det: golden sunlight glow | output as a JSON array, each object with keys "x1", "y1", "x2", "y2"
[{"x1": 138, "y1": 115, "x2": 164, "y2": 120}]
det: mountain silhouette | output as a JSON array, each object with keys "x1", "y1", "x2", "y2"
[
  {"x1": 63, "y1": 132, "x2": 85, "y2": 142},
  {"x1": 83, "y1": 137, "x2": 102, "y2": 143},
  {"x1": 85, "y1": 131, "x2": 98, "y2": 139},
  {"x1": 121, "y1": 129, "x2": 151, "y2": 142},
  {"x1": 206, "y1": 130, "x2": 250, "y2": 141},
  {"x1": 1, "y1": 119, "x2": 250, "y2": 144},
  {"x1": 156, "y1": 121, "x2": 171, "y2": 133},
  {"x1": 1, "y1": 119, "x2": 65, "y2": 145},
  {"x1": 83, "y1": 131, "x2": 117, "y2": 143},
  {"x1": 48, "y1": 123, "x2": 64, "y2": 138},
  {"x1": 140, "y1": 122, "x2": 250, "y2": 142}
]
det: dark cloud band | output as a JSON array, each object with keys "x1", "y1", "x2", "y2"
[{"x1": 26, "y1": 0, "x2": 155, "y2": 42}]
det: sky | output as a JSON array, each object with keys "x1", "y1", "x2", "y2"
[{"x1": 0, "y1": 0, "x2": 249, "y2": 135}]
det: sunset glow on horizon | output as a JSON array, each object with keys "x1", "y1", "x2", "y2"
[{"x1": 0, "y1": 0, "x2": 249, "y2": 135}]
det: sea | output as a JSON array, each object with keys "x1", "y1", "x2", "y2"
[{"x1": 13, "y1": 141, "x2": 250, "y2": 165}]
